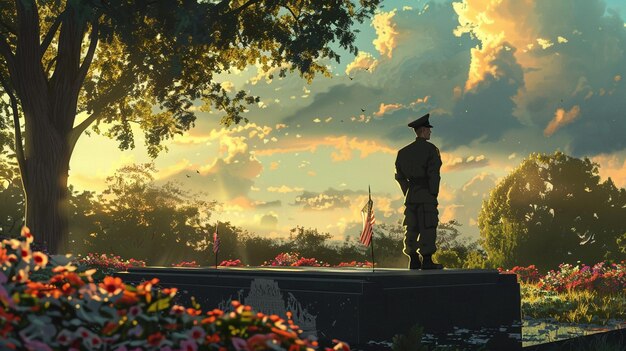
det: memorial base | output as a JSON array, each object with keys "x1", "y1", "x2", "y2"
[{"x1": 118, "y1": 267, "x2": 521, "y2": 350}]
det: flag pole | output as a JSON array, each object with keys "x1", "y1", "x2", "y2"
[
  {"x1": 214, "y1": 221, "x2": 219, "y2": 269},
  {"x1": 369, "y1": 185, "x2": 376, "y2": 273}
]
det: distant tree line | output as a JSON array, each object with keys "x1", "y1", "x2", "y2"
[{"x1": 0, "y1": 151, "x2": 624, "y2": 271}]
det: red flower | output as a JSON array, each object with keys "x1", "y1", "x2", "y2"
[{"x1": 147, "y1": 332, "x2": 164, "y2": 346}]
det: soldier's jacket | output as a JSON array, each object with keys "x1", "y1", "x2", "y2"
[{"x1": 394, "y1": 137, "x2": 442, "y2": 205}]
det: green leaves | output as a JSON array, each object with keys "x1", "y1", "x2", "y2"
[{"x1": 479, "y1": 152, "x2": 626, "y2": 271}]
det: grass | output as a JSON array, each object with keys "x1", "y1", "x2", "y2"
[{"x1": 520, "y1": 282, "x2": 626, "y2": 325}]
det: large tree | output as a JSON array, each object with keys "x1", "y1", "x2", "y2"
[
  {"x1": 0, "y1": 0, "x2": 381, "y2": 253},
  {"x1": 479, "y1": 152, "x2": 626, "y2": 271}
]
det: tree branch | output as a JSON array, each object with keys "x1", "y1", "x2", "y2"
[
  {"x1": 40, "y1": 11, "x2": 64, "y2": 58},
  {"x1": 282, "y1": 5, "x2": 301, "y2": 34},
  {"x1": 76, "y1": 17, "x2": 99, "y2": 87},
  {"x1": 0, "y1": 33, "x2": 15, "y2": 72},
  {"x1": 224, "y1": 0, "x2": 262, "y2": 17},
  {"x1": 0, "y1": 73, "x2": 27, "y2": 183}
]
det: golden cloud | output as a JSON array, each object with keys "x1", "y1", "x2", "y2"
[
  {"x1": 544, "y1": 105, "x2": 580, "y2": 137},
  {"x1": 453, "y1": 0, "x2": 543, "y2": 91},
  {"x1": 346, "y1": 51, "x2": 379, "y2": 75},
  {"x1": 591, "y1": 153, "x2": 626, "y2": 188},
  {"x1": 374, "y1": 102, "x2": 403, "y2": 117},
  {"x1": 372, "y1": 10, "x2": 399, "y2": 59}
]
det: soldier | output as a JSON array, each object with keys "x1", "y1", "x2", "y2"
[{"x1": 394, "y1": 113, "x2": 444, "y2": 270}]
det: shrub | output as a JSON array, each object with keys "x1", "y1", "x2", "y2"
[
  {"x1": 498, "y1": 265, "x2": 541, "y2": 284},
  {"x1": 537, "y1": 261, "x2": 626, "y2": 294}
]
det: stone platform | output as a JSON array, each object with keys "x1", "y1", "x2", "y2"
[{"x1": 118, "y1": 267, "x2": 521, "y2": 350}]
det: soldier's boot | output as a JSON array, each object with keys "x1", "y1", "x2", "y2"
[
  {"x1": 421, "y1": 254, "x2": 444, "y2": 270},
  {"x1": 408, "y1": 252, "x2": 421, "y2": 270}
]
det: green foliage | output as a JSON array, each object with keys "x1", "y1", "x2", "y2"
[
  {"x1": 434, "y1": 220, "x2": 488, "y2": 268},
  {"x1": 69, "y1": 163, "x2": 220, "y2": 265},
  {"x1": 479, "y1": 152, "x2": 626, "y2": 272},
  {"x1": 392, "y1": 324, "x2": 429, "y2": 351},
  {"x1": 0, "y1": 0, "x2": 382, "y2": 154}
]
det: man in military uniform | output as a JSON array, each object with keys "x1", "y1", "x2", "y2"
[{"x1": 395, "y1": 113, "x2": 444, "y2": 270}]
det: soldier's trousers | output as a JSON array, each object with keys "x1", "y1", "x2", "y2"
[{"x1": 402, "y1": 203, "x2": 438, "y2": 256}]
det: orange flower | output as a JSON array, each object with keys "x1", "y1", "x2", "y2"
[
  {"x1": 117, "y1": 290, "x2": 139, "y2": 305},
  {"x1": 161, "y1": 287, "x2": 177, "y2": 297},
  {"x1": 0, "y1": 247, "x2": 9, "y2": 265},
  {"x1": 99, "y1": 276, "x2": 124, "y2": 296},
  {"x1": 271, "y1": 327, "x2": 296, "y2": 339}
]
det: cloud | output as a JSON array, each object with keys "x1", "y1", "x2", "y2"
[
  {"x1": 372, "y1": 10, "x2": 399, "y2": 58},
  {"x1": 374, "y1": 103, "x2": 404, "y2": 117},
  {"x1": 544, "y1": 105, "x2": 581, "y2": 137},
  {"x1": 254, "y1": 200, "x2": 282, "y2": 208},
  {"x1": 267, "y1": 185, "x2": 305, "y2": 193},
  {"x1": 591, "y1": 153, "x2": 626, "y2": 188},
  {"x1": 253, "y1": 135, "x2": 395, "y2": 161},
  {"x1": 294, "y1": 190, "x2": 352, "y2": 211},
  {"x1": 258, "y1": 213, "x2": 279, "y2": 229},
  {"x1": 442, "y1": 172, "x2": 498, "y2": 238},
  {"x1": 453, "y1": 0, "x2": 626, "y2": 154},
  {"x1": 346, "y1": 52, "x2": 379, "y2": 76},
  {"x1": 441, "y1": 152, "x2": 489, "y2": 172}
]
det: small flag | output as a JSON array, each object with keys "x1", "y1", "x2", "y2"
[
  {"x1": 213, "y1": 227, "x2": 220, "y2": 255},
  {"x1": 360, "y1": 197, "x2": 375, "y2": 247}
]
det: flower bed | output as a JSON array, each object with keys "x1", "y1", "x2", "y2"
[
  {"x1": 0, "y1": 228, "x2": 349, "y2": 350},
  {"x1": 503, "y1": 262, "x2": 626, "y2": 325}
]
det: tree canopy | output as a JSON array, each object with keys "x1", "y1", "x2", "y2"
[
  {"x1": 479, "y1": 152, "x2": 626, "y2": 271},
  {"x1": 0, "y1": 0, "x2": 381, "y2": 253}
]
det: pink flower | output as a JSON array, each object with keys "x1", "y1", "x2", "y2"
[
  {"x1": 180, "y1": 339, "x2": 199, "y2": 351},
  {"x1": 188, "y1": 326, "x2": 206, "y2": 341},
  {"x1": 232, "y1": 337, "x2": 250, "y2": 351},
  {"x1": 24, "y1": 339, "x2": 52, "y2": 351}
]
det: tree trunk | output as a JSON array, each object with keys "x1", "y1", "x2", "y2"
[
  {"x1": 11, "y1": 2, "x2": 86, "y2": 254},
  {"x1": 23, "y1": 138, "x2": 71, "y2": 254}
]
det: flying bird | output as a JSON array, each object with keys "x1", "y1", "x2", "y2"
[
  {"x1": 361, "y1": 108, "x2": 366, "y2": 112},
  {"x1": 349, "y1": 76, "x2": 354, "y2": 80},
  {"x1": 196, "y1": 170, "x2": 200, "y2": 174},
  {"x1": 186, "y1": 174, "x2": 190, "y2": 178}
]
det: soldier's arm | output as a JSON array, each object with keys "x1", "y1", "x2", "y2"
[
  {"x1": 427, "y1": 145, "x2": 442, "y2": 197},
  {"x1": 394, "y1": 156, "x2": 409, "y2": 196}
]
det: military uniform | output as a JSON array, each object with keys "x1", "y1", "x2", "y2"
[{"x1": 395, "y1": 113, "x2": 443, "y2": 269}]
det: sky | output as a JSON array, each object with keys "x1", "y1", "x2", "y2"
[{"x1": 68, "y1": 0, "x2": 626, "y2": 242}]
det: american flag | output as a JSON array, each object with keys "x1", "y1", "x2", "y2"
[
  {"x1": 360, "y1": 198, "x2": 375, "y2": 247},
  {"x1": 213, "y1": 227, "x2": 220, "y2": 255}
]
